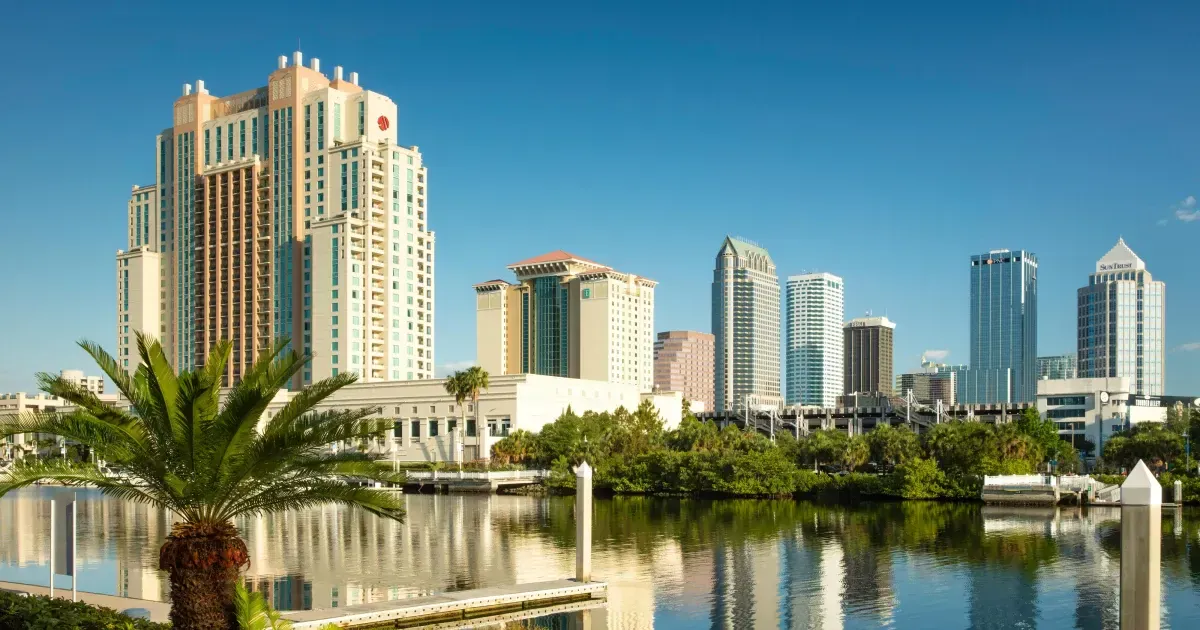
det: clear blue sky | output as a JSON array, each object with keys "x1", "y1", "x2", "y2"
[{"x1": 2, "y1": 1, "x2": 1199, "y2": 394}]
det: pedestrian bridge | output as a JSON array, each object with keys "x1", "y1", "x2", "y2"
[{"x1": 404, "y1": 469, "x2": 549, "y2": 493}]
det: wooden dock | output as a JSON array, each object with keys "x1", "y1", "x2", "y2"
[{"x1": 282, "y1": 579, "x2": 607, "y2": 629}]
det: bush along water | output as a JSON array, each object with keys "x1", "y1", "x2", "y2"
[
  {"x1": 0, "y1": 590, "x2": 168, "y2": 630},
  {"x1": 489, "y1": 402, "x2": 1122, "y2": 501}
]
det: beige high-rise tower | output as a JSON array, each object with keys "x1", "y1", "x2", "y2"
[{"x1": 116, "y1": 53, "x2": 434, "y2": 384}]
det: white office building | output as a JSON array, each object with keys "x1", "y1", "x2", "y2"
[
  {"x1": 1036, "y1": 377, "x2": 1133, "y2": 461},
  {"x1": 1077, "y1": 238, "x2": 1165, "y2": 396},
  {"x1": 712, "y1": 237, "x2": 782, "y2": 411},
  {"x1": 785, "y1": 273, "x2": 845, "y2": 407},
  {"x1": 265, "y1": 374, "x2": 683, "y2": 463}
]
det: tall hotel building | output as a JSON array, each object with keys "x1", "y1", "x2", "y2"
[
  {"x1": 712, "y1": 237, "x2": 781, "y2": 412},
  {"x1": 785, "y1": 273, "x2": 845, "y2": 407},
  {"x1": 474, "y1": 251, "x2": 655, "y2": 392},
  {"x1": 961, "y1": 249, "x2": 1037, "y2": 404},
  {"x1": 1077, "y1": 238, "x2": 1164, "y2": 395},
  {"x1": 115, "y1": 52, "x2": 434, "y2": 384}
]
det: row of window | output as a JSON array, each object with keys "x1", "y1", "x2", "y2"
[{"x1": 396, "y1": 418, "x2": 513, "y2": 439}]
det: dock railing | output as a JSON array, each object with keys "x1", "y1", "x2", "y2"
[{"x1": 405, "y1": 469, "x2": 549, "y2": 482}]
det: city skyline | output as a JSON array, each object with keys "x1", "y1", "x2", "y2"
[{"x1": 5, "y1": 3, "x2": 1200, "y2": 394}]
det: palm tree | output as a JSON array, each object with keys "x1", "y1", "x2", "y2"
[
  {"x1": 0, "y1": 334, "x2": 403, "y2": 630},
  {"x1": 443, "y1": 371, "x2": 468, "y2": 437},
  {"x1": 459, "y1": 367, "x2": 490, "y2": 460},
  {"x1": 443, "y1": 367, "x2": 490, "y2": 461}
]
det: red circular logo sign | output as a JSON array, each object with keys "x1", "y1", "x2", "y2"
[{"x1": 377, "y1": 116, "x2": 390, "y2": 131}]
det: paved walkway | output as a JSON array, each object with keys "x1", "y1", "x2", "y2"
[
  {"x1": 283, "y1": 579, "x2": 607, "y2": 629},
  {"x1": 0, "y1": 580, "x2": 171, "y2": 622}
]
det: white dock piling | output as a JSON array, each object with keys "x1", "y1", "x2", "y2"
[
  {"x1": 1120, "y1": 460, "x2": 1161, "y2": 630},
  {"x1": 575, "y1": 461, "x2": 593, "y2": 583}
]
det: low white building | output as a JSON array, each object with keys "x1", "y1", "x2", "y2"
[
  {"x1": 0, "y1": 390, "x2": 121, "y2": 458},
  {"x1": 266, "y1": 373, "x2": 684, "y2": 463},
  {"x1": 1036, "y1": 377, "x2": 1134, "y2": 459},
  {"x1": 58, "y1": 370, "x2": 105, "y2": 395}
]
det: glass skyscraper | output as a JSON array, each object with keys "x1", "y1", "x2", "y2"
[
  {"x1": 1077, "y1": 238, "x2": 1165, "y2": 395},
  {"x1": 961, "y1": 249, "x2": 1038, "y2": 404}
]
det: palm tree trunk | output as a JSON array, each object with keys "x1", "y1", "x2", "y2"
[
  {"x1": 475, "y1": 391, "x2": 489, "y2": 463},
  {"x1": 159, "y1": 522, "x2": 249, "y2": 630},
  {"x1": 459, "y1": 405, "x2": 466, "y2": 470}
]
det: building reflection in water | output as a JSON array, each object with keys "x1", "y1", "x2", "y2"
[{"x1": 2, "y1": 490, "x2": 1197, "y2": 628}]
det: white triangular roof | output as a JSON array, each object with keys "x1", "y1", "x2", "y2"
[
  {"x1": 1120, "y1": 459, "x2": 1162, "y2": 505},
  {"x1": 1095, "y1": 238, "x2": 1146, "y2": 273}
]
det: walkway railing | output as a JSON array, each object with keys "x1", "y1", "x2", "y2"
[{"x1": 405, "y1": 469, "x2": 548, "y2": 482}]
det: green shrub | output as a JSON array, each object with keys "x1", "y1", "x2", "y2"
[
  {"x1": 890, "y1": 457, "x2": 948, "y2": 499},
  {"x1": 0, "y1": 590, "x2": 168, "y2": 629}
]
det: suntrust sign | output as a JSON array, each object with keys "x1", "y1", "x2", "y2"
[{"x1": 1097, "y1": 261, "x2": 1134, "y2": 272}]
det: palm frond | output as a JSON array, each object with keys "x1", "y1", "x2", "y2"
[
  {"x1": 261, "y1": 372, "x2": 359, "y2": 436},
  {"x1": 0, "y1": 460, "x2": 177, "y2": 512},
  {"x1": 233, "y1": 410, "x2": 391, "y2": 478},
  {"x1": 237, "y1": 338, "x2": 292, "y2": 387},
  {"x1": 223, "y1": 478, "x2": 404, "y2": 521},
  {"x1": 0, "y1": 411, "x2": 145, "y2": 461},
  {"x1": 233, "y1": 582, "x2": 291, "y2": 630},
  {"x1": 136, "y1": 333, "x2": 185, "y2": 458},
  {"x1": 74, "y1": 338, "x2": 148, "y2": 409}
]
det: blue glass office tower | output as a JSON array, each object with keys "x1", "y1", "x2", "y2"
[{"x1": 962, "y1": 250, "x2": 1038, "y2": 404}]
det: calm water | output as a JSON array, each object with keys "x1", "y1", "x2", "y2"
[{"x1": 2, "y1": 487, "x2": 1200, "y2": 628}]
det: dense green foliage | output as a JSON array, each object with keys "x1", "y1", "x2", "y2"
[
  {"x1": 491, "y1": 404, "x2": 1090, "y2": 499},
  {"x1": 0, "y1": 590, "x2": 168, "y2": 629},
  {"x1": 1094, "y1": 471, "x2": 1200, "y2": 503},
  {"x1": 1101, "y1": 422, "x2": 1189, "y2": 473}
]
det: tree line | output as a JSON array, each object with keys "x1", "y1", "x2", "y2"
[{"x1": 490, "y1": 401, "x2": 1087, "y2": 499}]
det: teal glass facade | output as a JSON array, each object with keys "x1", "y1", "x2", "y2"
[
  {"x1": 519, "y1": 277, "x2": 570, "y2": 377},
  {"x1": 272, "y1": 106, "x2": 295, "y2": 352},
  {"x1": 175, "y1": 130, "x2": 195, "y2": 369}
]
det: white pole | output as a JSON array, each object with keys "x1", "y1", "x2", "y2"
[
  {"x1": 575, "y1": 461, "x2": 592, "y2": 583},
  {"x1": 48, "y1": 498, "x2": 55, "y2": 599},
  {"x1": 71, "y1": 500, "x2": 77, "y2": 602}
]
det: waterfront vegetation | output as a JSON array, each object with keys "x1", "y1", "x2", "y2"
[
  {"x1": 1100, "y1": 403, "x2": 1200, "y2": 474},
  {"x1": 490, "y1": 401, "x2": 1199, "y2": 502},
  {"x1": 0, "y1": 589, "x2": 169, "y2": 629},
  {"x1": 0, "y1": 334, "x2": 404, "y2": 630}
]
